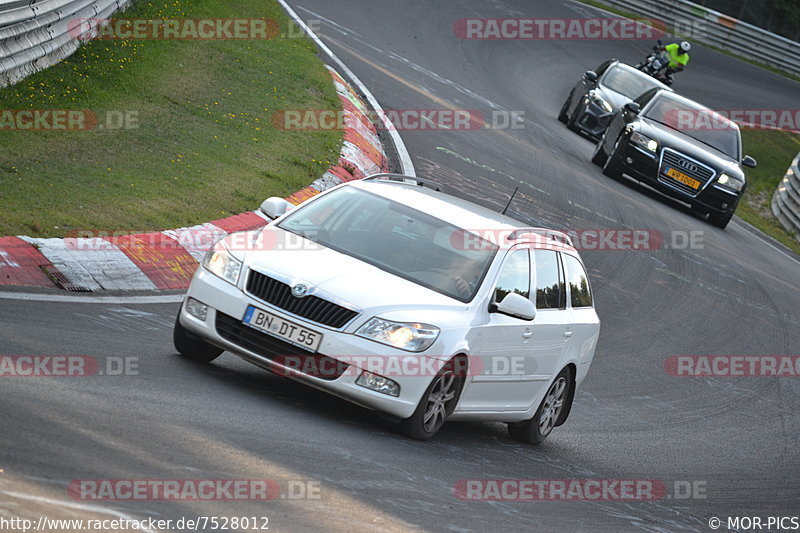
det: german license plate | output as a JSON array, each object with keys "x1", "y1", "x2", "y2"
[
  {"x1": 243, "y1": 306, "x2": 322, "y2": 351},
  {"x1": 665, "y1": 167, "x2": 701, "y2": 189}
]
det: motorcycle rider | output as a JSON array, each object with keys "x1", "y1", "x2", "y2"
[{"x1": 663, "y1": 41, "x2": 691, "y2": 74}]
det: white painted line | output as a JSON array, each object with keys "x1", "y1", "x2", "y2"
[
  {"x1": 0, "y1": 291, "x2": 184, "y2": 304},
  {"x1": 277, "y1": 0, "x2": 415, "y2": 176}
]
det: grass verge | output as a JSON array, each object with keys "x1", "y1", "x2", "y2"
[
  {"x1": 737, "y1": 130, "x2": 800, "y2": 253},
  {"x1": 0, "y1": 0, "x2": 342, "y2": 237}
]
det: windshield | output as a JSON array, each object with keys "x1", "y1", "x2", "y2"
[
  {"x1": 277, "y1": 186, "x2": 499, "y2": 302},
  {"x1": 643, "y1": 94, "x2": 741, "y2": 158},
  {"x1": 601, "y1": 65, "x2": 663, "y2": 99}
]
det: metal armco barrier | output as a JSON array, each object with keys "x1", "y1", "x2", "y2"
[
  {"x1": 772, "y1": 153, "x2": 800, "y2": 240},
  {"x1": 0, "y1": 0, "x2": 131, "y2": 87},
  {"x1": 599, "y1": 0, "x2": 800, "y2": 78}
]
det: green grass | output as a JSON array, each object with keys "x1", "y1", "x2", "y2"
[
  {"x1": 576, "y1": 0, "x2": 800, "y2": 83},
  {"x1": 0, "y1": 0, "x2": 342, "y2": 237},
  {"x1": 737, "y1": 129, "x2": 800, "y2": 253}
]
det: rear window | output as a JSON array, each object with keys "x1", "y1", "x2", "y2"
[
  {"x1": 562, "y1": 254, "x2": 593, "y2": 308},
  {"x1": 534, "y1": 250, "x2": 563, "y2": 310}
]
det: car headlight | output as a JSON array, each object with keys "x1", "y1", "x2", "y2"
[
  {"x1": 587, "y1": 91, "x2": 613, "y2": 113},
  {"x1": 630, "y1": 131, "x2": 658, "y2": 153},
  {"x1": 716, "y1": 173, "x2": 744, "y2": 192},
  {"x1": 202, "y1": 247, "x2": 242, "y2": 285},
  {"x1": 356, "y1": 318, "x2": 440, "y2": 352}
]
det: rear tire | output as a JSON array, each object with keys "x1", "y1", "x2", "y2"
[
  {"x1": 508, "y1": 368, "x2": 572, "y2": 445},
  {"x1": 708, "y1": 211, "x2": 733, "y2": 229},
  {"x1": 174, "y1": 313, "x2": 223, "y2": 363},
  {"x1": 399, "y1": 357, "x2": 465, "y2": 440}
]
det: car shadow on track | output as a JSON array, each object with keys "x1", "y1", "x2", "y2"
[
  {"x1": 178, "y1": 351, "x2": 520, "y2": 446},
  {"x1": 602, "y1": 169, "x2": 715, "y2": 226}
]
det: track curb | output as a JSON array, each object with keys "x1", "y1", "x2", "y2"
[{"x1": 0, "y1": 66, "x2": 389, "y2": 292}]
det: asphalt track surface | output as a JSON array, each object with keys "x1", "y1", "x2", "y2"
[{"x1": 2, "y1": 1, "x2": 799, "y2": 531}]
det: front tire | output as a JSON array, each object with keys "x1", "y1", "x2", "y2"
[
  {"x1": 601, "y1": 135, "x2": 624, "y2": 179},
  {"x1": 508, "y1": 368, "x2": 572, "y2": 445},
  {"x1": 708, "y1": 210, "x2": 733, "y2": 229},
  {"x1": 174, "y1": 313, "x2": 223, "y2": 363},
  {"x1": 591, "y1": 134, "x2": 608, "y2": 166},
  {"x1": 558, "y1": 91, "x2": 573, "y2": 123},
  {"x1": 399, "y1": 357, "x2": 465, "y2": 440},
  {"x1": 566, "y1": 103, "x2": 583, "y2": 132}
]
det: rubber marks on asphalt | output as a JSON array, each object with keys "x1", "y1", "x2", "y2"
[{"x1": 0, "y1": 66, "x2": 388, "y2": 291}]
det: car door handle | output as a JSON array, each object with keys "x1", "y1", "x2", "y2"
[
  {"x1": 563, "y1": 329, "x2": 573, "y2": 338},
  {"x1": 523, "y1": 330, "x2": 533, "y2": 339}
]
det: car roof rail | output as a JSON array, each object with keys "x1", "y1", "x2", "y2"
[
  {"x1": 363, "y1": 173, "x2": 446, "y2": 192},
  {"x1": 507, "y1": 228, "x2": 574, "y2": 247}
]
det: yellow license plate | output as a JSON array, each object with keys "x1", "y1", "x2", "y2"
[{"x1": 665, "y1": 167, "x2": 701, "y2": 189}]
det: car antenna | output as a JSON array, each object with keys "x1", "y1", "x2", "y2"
[{"x1": 501, "y1": 187, "x2": 518, "y2": 215}]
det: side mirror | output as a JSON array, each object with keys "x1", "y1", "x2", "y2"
[
  {"x1": 259, "y1": 197, "x2": 293, "y2": 220},
  {"x1": 624, "y1": 102, "x2": 641, "y2": 115},
  {"x1": 494, "y1": 293, "x2": 536, "y2": 321},
  {"x1": 742, "y1": 155, "x2": 757, "y2": 168},
  {"x1": 584, "y1": 70, "x2": 598, "y2": 82}
]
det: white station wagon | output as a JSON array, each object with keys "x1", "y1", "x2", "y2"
[{"x1": 175, "y1": 174, "x2": 600, "y2": 443}]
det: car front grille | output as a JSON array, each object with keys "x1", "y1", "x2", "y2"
[
  {"x1": 245, "y1": 270, "x2": 359, "y2": 329},
  {"x1": 215, "y1": 312, "x2": 349, "y2": 381},
  {"x1": 658, "y1": 148, "x2": 716, "y2": 197}
]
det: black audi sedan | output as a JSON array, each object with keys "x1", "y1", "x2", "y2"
[
  {"x1": 591, "y1": 89, "x2": 757, "y2": 229},
  {"x1": 559, "y1": 60, "x2": 670, "y2": 141}
]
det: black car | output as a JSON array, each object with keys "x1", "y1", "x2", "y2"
[
  {"x1": 559, "y1": 60, "x2": 670, "y2": 141},
  {"x1": 591, "y1": 89, "x2": 757, "y2": 229}
]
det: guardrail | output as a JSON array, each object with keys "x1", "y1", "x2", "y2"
[
  {"x1": 0, "y1": 0, "x2": 131, "y2": 87},
  {"x1": 772, "y1": 153, "x2": 800, "y2": 240},
  {"x1": 598, "y1": 0, "x2": 800, "y2": 78}
]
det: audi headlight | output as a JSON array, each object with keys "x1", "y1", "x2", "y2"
[
  {"x1": 356, "y1": 318, "x2": 440, "y2": 352},
  {"x1": 202, "y1": 247, "x2": 242, "y2": 285},
  {"x1": 588, "y1": 91, "x2": 613, "y2": 113},
  {"x1": 716, "y1": 173, "x2": 744, "y2": 192},
  {"x1": 630, "y1": 131, "x2": 658, "y2": 153}
]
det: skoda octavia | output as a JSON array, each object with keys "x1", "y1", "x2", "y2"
[{"x1": 174, "y1": 175, "x2": 600, "y2": 443}]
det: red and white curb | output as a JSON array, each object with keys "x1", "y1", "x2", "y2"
[{"x1": 0, "y1": 66, "x2": 388, "y2": 291}]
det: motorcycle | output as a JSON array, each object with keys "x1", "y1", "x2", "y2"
[{"x1": 635, "y1": 40, "x2": 675, "y2": 86}]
